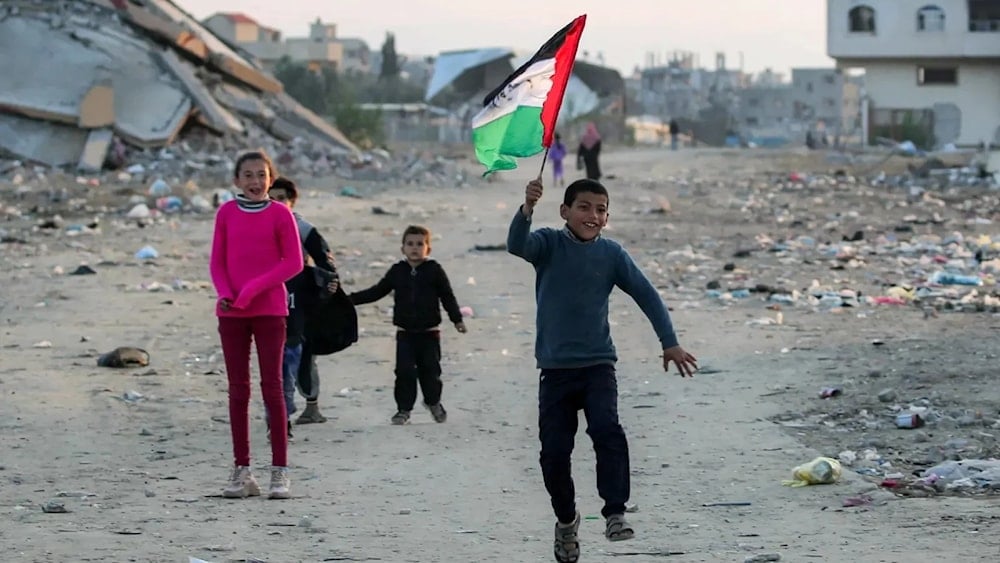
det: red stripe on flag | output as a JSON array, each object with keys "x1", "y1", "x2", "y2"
[{"x1": 540, "y1": 15, "x2": 587, "y2": 148}]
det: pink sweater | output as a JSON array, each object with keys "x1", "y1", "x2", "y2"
[{"x1": 209, "y1": 200, "x2": 303, "y2": 317}]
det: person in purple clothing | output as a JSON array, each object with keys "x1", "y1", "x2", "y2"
[{"x1": 549, "y1": 133, "x2": 568, "y2": 187}]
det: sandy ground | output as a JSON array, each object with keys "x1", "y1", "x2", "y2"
[{"x1": 1, "y1": 147, "x2": 999, "y2": 562}]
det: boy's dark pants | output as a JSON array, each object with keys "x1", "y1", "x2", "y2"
[
  {"x1": 539, "y1": 364, "x2": 629, "y2": 523},
  {"x1": 394, "y1": 330, "x2": 443, "y2": 411}
]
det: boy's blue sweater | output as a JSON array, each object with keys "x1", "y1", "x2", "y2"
[{"x1": 507, "y1": 209, "x2": 679, "y2": 369}]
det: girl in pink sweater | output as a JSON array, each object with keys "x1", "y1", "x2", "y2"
[{"x1": 210, "y1": 151, "x2": 303, "y2": 499}]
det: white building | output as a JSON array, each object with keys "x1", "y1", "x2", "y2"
[{"x1": 827, "y1": 0, "x2": 1000, "y2": 148}]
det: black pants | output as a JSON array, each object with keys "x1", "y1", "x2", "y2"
[
  {"x1": 296, "y1": 341, "x2": 320, "y2": 402},
  {"x1": 394, "y1": 330, "x2": 443, "y2": 411},
  {"x1": 539, "y1": 364, "x2": 629, "y2": 522}
]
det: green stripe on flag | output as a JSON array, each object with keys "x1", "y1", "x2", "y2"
[{"x1": 472, "y1": 105, "x2": 544, "y2": 174}]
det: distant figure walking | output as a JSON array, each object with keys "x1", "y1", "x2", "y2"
[
  {"x1": 549, "y1": 133, "x2": 568, "y2": 187},
  {"x1": 669, "y1": 119, "x2": 680, "y2": 151},
  {"x1": 576, "y1": 123, "x2": 602, "y2": 181}
]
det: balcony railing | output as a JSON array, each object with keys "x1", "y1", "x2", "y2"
[{"x1": 969, "y1": 19, "x2": 1000, "y2": 31}]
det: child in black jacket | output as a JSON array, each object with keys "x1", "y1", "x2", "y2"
[{"x1": 349, "y1": 225, "x2": 467, "y2": 425}]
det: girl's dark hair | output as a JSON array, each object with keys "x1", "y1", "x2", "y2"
[
  {"x1": 234, "y1": 150, "x2": 277, "y2": 179},
  {"x1": 270, "y1": 177, "x2": 298, "y2": 201},
  {"x1": 563, "y1": 179, "x2": 609, "y2": 207}
]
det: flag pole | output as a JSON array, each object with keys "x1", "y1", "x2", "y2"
[{"x1": 537, "y1": 146, "x2": 551, "y2": 180}]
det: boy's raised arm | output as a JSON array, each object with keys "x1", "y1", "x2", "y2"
[{"x1": 507, "y1": 180, "x2": 548, "y2": 263}]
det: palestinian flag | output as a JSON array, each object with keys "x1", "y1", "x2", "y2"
[{"x1": 471, "y1": 15, "x2": 587, "y2": 175}]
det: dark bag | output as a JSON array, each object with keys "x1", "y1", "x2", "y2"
[{"x1": 299, "y1": 266, "x2": 358, "y2": 356}]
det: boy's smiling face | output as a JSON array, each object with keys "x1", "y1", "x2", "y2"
[
  {"x1": 401, "y1": 233, "x2": 430, "y2": 264},
  {"x1": 560, "y1": 191, "x2": 609, "y2": 241}
]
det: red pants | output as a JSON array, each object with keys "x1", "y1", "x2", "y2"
[{"x1": 218, "y1": 316, "x2": 287, "y2": 467}]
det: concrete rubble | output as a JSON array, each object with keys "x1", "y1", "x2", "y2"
[{"x1": 0, "y1": 0, "x2": 358, "y2": 171}]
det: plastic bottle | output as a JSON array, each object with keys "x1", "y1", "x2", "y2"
[{"x1": 929, "y1": 271, "x2": 982, "y2": 286}]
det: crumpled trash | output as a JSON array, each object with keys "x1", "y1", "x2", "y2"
[
  {"x1": 97, "y1": 347, "x2": 150, "y2": 368},
  {"x1": 782, "y1": 456, "x2": 842, "y2": 487},
  {"x1": 135, "y1": 245, "x2": 159, "y2": 260},
  {"x1": 156, "y1": 195, "x2": 183, "y2": 213},
  {"x1": 920, "y1": 459, "x2": 1000, "y2": 490},
  {"x1": 148, "y1": 178, "x2": 171, "y2": 197}
]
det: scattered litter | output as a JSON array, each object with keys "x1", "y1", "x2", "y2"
[
  {"x1": 782, "y1": 457, "x2": 842, "y2": 487},
  {"x1": 97, "y1": 347, "x2": 150, "y2": 368},
  {"x1": 895, "y1": 413, "x2": 925, "y2": 429},
  {"x1": 474, "y1": 243, "x2": 506, "y2": 251},
  {"x1": 41, "y1": 501, "x2": 69, "y2": 514},
  {"x1": 135, "y1": 245, "x2": 159, "y2": 260}
]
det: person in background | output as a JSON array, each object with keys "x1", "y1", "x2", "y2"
[{"x1": 577, "y1": 122, "x2": 602, "y2": 181}]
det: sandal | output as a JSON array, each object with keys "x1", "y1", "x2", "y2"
[
  {"x1": 553, "y1": 511, "x2": 581, "y2": 563},
  {"x1": 605, "y1": 514, "x2": 635, "y2": 542}
]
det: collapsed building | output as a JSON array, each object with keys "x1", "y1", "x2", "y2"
[{"x1": 0, "y1": 0, "x2": 359, "y2": 174}]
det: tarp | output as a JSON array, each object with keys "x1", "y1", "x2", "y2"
[{"x1": 425, "y1": 48, "x2": 514, "y2": 102}]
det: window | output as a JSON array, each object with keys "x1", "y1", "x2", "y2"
[
  {"x1": 824, "y1": 74, "x2": 836, "y2": 85},
  {"x1": 825, "y1": 98, "x2": 836, "y2": 107},
  {"x1": 918, "y1": 5, "x2": 946, "y2": 31},
  {"x1": 968, "y1": 0, "x2": 1000, "y2": 31},
  {"x1": 849, "y1": 5, "x2": 876, "y2": 32},
  {"x1": 807, "y1": 82, "x2": 814, "y2": 93},
  {"x1": 917, "y1": 66, "x2": 958, "y2": 85}
]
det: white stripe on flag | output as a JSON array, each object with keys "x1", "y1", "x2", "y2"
[{"x1": 471, "y1": 59, "x2": 556, "y2": 128}]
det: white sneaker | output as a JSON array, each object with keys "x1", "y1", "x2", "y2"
[
  {"x1": 268, "y1": 466, "x2": 291, "y2": 499},
  {"x1": 223, "y1": 465, "x2": 260, "y2": 498}
]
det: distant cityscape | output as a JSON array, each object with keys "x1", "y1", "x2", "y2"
[{"x1": 202, "y1": 0, "x2": 1000, "y2": 150}]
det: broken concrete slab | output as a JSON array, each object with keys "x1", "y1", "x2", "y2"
[
  {"x1": 155, "y1": 48, "x2": 244, "y2": 136},
  {"x1": 139, "y1": 0, "x2": 282, "y2": 93},
  {"x1": 213, "y1": 83, "x2": 276, "y2": 120},
  {"x1": 69, "y1": 26, "x2": 193, "y2": 147},
  {"x1": 98, "y1": 0, "x2": 209, "y2": 61},
  {"x1": 0, "y1": 17, "x2": 107, "y2": 125},
  {"x1": 78, "y1": 79, "x2": 115, "y2": 129},
  {"x1": 77, "y1": 129, "x2": 114, "y2": 172},
  {"x1": 0, "y1": 114, "x2": 88, "y2": 167}
]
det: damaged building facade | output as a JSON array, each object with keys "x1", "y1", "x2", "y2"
[
  {"x1": 828, "y1": 0, "x2": 1000, "y2": 149},
  {"x1": 0, "y1": 0, "x2": 358, "y2": 172},
  {"x1": 633, "y1": 50, "x2": 863, "y2": 147}
]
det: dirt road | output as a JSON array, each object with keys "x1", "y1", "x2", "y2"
[{"x1": 2, "y1": 148, "x2": 997, "y2": 562}]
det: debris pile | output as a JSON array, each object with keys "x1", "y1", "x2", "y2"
[{"x1": 0, "y1": 0, "x2": 358, "y2": 173}]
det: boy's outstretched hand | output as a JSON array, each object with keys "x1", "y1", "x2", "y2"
[
  {"x1": 455, "y1": 321, "x2": 468, "y2": 333},
  {"x1": 522, "y1": 179, "x2": 543, "y2": 215},
  {"x1": 663, "y1": 346, "x2": 698, "y2": 377}
]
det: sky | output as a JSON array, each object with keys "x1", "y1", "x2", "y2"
[{"x1": 185, "y1": 0, "x2": 833, "y2": 77}]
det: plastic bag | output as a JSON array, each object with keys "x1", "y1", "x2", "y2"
[{"x1": 782, "y1": 456, "x2": 842, "y2": 487}]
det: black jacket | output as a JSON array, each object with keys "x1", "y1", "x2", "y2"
[
  {"x1": 286, "y1": 214, "x2": 358, "y2": 354},
  {"x1": 349, "y1": 259, "x2": 463, "y2": 331}
]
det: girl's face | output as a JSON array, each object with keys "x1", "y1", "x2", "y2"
[{"x1": 233, "y1": 159, "x2": 271, "y2": 202}]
